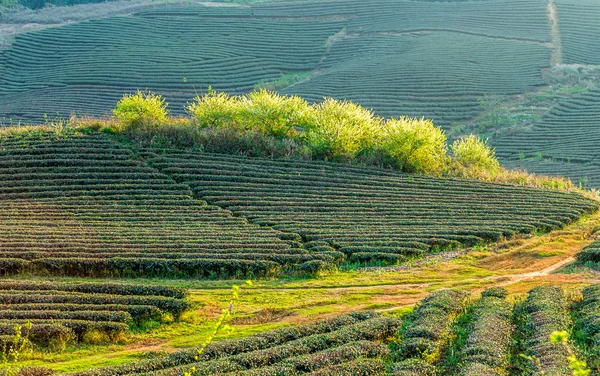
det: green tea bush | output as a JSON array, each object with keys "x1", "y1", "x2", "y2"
[
  {"x1": 237, "y1": 89, "x2": 313, "y2": 138},
  {"x1": 451, "y1": 135, "x2": 500, "y2": 175},
  {"x1": 307, "y1": 98, "x2": 381, "y2": 160},
  {"x1": 395, "y1": 289, "x2": 468, "y2": 362},
  {"x1": 113, "y1": 91, "x2": 169, "y2": 128},
  {"x1": 379, "y1": 117, "x2": 447, "y2": 175},
  {"x1": 519, "y1": 286, "x2": 571, "y2": 375},
  {"x1": 390, "y1": 358, "x2": 438, "y2": 376},
  {"x1": 480, "y1": 286, "x2": 508, "y2": 299},
  {"x1": 307, "y1": 358, "x2": 386, "y2": 376},
  {"x1": 458, "y1": 294, "x2": 513, "y2": 375}
]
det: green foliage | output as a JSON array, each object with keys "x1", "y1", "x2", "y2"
[
  {"x1": 393, "y1": 290, "x2": 468, "y2": 363},
  {"x1": 185, "y1": 281, "x2": 253, "y2": 376},
  {"x1": 380, "y1": 117, "x2": 447, "y2": 175},
  {"x1": 71, "y1": 312, "x2": 389, "y2": 376},
  {"x1": 237, "y1": 89, "x2": 313, "y2": 138},
  {"x1": 0, "y1": 0, "x2": 18, "y2": 10},
  {"x1": 119, "y1": 88, "x2": 567, "y2": 184},
  {"x1": 113, "y1": 91, "x2": 169, "y2": 128},
  {"x1": 0, "y1": 280, "x2": 190, "y2": 353},
  {"x1": 480, "y1": 287, "x2": 508, "y2": 299},
  {"x1": 187, "y1": 88, "x2": 239, "y2": 129},
  {"x1": 451, "y1": 135, "x2": 500, "y2": 175},
  {"x1": 517, "y1": 285, "x2": 572, "y2": 375},
  {"x1": 13, "y1": 0, "x2": 115, "y2": 10},
  {"x1": 254, "y1": 72, "x2": 312, "y2": 91},
  {"x1": 307, "y1": 98, "x2": 381, "y2": 160},
  {"x1": 0, "y1": 322, "x2": 33, "y2": 376}
]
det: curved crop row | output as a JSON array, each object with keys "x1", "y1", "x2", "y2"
[
  {"x1": 392, "y1": 289, "x2": 468, "y2": 372},
  {"x1": 73, "y1": 312, "x2": 396, "y2": 376},
  {"x1": 0, "y1": 130, "x2": 323, "y2": 277},
  {"x1": 457, "y1": 288, "x2": 513, "y2": 375},
  {"x1": 0, "y1": 280, "x2": 189, "y2": 351},
  {"x1": 495, "y1": 88, "x2": 600, "y2": 188},
  {"x1": 518, "y1": 286, "x2": 572, "y2": 375},
  {"x1": 147, "y1": 149, "x2": 598, "y2": 265},
  {"x1": 1, "y1": 0, "x2": 551, "y2": 126}
]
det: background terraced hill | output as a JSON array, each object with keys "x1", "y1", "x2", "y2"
[
  {"x1": 3, "y1": 0, "x2": 600, "y2": 188},
  {"x1": 0, "y1": 0, "x2": 551, "y2": 129}
]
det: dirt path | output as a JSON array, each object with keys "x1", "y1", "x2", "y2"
[{"x1": 548, "y1": 0, "x2": 563, "y2": 66}]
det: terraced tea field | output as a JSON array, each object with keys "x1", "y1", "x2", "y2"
[
  {"x1": 145, "y1": 149, "x2": 597, "y2": 264},
  {"x1": 69, "y1": 311, "x2": 396, "y2": 376},
  {"x1": 58, "y1": 285, "x2": 600, "y2": 375},
  {"x1": 0, "y1": 130, "x2": 596, "y2": 278},
  {"x1": 0, "y1": 0, "x2": 552, "y2": 128},
  {"x1": 0, "y1": 130, "x2": 320, "y2": 278},
  {"x1": 0, "y1": 11, "x2": 342, "y2": 120},
  {"x1": 283, "y1": 32, "x2": 549, "y2": 128},
  {"x1": 3, "y1": 0, "x2": 600, "y2": 372},
  {"x1": 555, "y1": 0, "x2": 600, "y2": 65},
  {"x1": 0, "y1": 280, "x2": 189, "y2": 349},
  {"x1": 495, "y1": 88, "x2": 600, "y2": 187}
]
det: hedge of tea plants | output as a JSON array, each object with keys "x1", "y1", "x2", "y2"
[
  {"x1": 495, "y1": 88, "x2": 600, "y2": 188},
  {"x1": 74, "y1": 285, "x2": 600, "y2": 375},
  {"x1": 145, "y1": 149, "x2": 598, "y2": 264},
  {"x1": 73, "y1": 311, "x2": 398, "y2": 376},
  {"x1": 0, "y1": 280, "x2": 189, "y2": 350},
  {"x1": 0, "y1": 130, "x2": 324, "y2": 278}
]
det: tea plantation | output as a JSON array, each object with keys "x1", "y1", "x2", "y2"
[
  {"x1": 0, "y1": 130, "x2": 314, "y2": 278},
  {"x1": 555, "y1": 0, "x2": 600, "y2": 65},
  {"x1": 0, "y1": 280, "x2": 189, "y2": 349},
  {"x1": 0, "y1": 130, "x2": 595, "y2": 277},
  {"x1": 145, "y1": 149, "x2": 597, "y2": 264},
  {"x1": 2, "y1": 0, "x2": 600, "y2": 372},
  {"x1": 495, "y1": 88, "x2": 600, "y2": 187},
  {"x1": 0, "y1": 0, "x2": 552, "y2": 128},
  {"x1": 61, "y1": 285, "x2": 600, "y2": 375}
]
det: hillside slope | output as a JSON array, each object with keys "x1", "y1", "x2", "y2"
[{"x1": 0, "y1": 127, "x2": 596, "y2": 278}]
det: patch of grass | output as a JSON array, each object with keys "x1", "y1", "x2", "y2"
[
  {"x1": 254, "y1": 71, "x2": 312, "y2": 91},
  {"x1": 536, "y1": 250, "x2": 566, "y2": 258}
]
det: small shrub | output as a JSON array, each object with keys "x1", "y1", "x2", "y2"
[
  {"x1": 307, "y1": 98, "x2": 382, "y2": 160},
  {"x1": 237, "y1": 89, "x2": 313, "y2": 137},
  {"x1": 161, "y1": 313, "x2": 175, "y2": 324},
  {"x1": 16, "y1": 367, "x2": 54, "y2": 376},
  {"x1": 451, "y1": 135, "x2": 500, "y2": 175},
  {"x1": 296, "y1": 260, "x2": 329, "y2": 275},
  {"x1": 379, "y1": 117, "x2": 447, "y2": 175},
  {"x1": 480, "y1": 287, "x2": 508, "y2": 299},
  {"x1": 81, "y1": 329, "x2": 109, "y2": 345},
  {"x1": 187, "y1": 89, "x2": 239, "y2": 128},
  {"x1": 113, "y1": 91, "x2": 168, "y2": 128}
]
